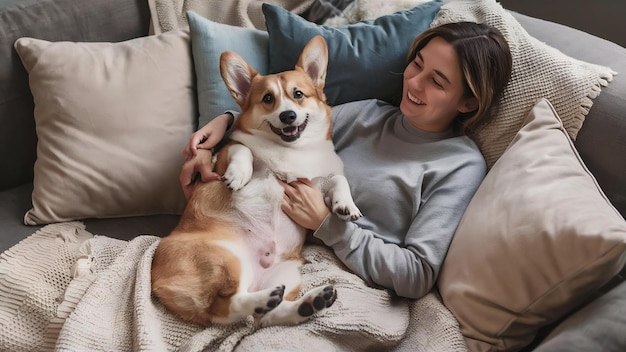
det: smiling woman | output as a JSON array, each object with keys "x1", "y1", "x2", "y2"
[
  {"x1": 403, "y1": 22, "x2": 512, "y2": 136},
  {"x1": 183, "y1": 21, "x2": 513, "y2": 301}
]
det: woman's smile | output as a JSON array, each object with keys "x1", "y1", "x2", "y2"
[{"x1": 407, "y1": 91, "x2": 425, "y2": 105}]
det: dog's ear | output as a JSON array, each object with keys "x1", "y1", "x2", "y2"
[
  {"x1": 220, "y1": 51, "x2": 258, "y2": 106},
  {"x1": 296, "y1": 35, "x2": 328, "y2": 89}
]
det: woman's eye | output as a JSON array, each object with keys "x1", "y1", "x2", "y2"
[
  {"x1": 293, "y1": 90, "x2": 304, "y2": 99},
  {"x1": 263, "y1": 94, "x2": 273, "y2": 104},
  {"x1": 413, "y1": 61, "x2": 422, "y2": 70},
  {"x1": 432, "y1": 79, "x2": 443, "y2": 89}
]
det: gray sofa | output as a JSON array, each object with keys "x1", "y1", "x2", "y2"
[{"x1": 1, "y1": 0, "x2": 625, "y2": 351}]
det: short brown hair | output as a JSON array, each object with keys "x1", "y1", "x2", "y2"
[{"x1": 406, "y1": 22, "x2": 512, "y2": 136}]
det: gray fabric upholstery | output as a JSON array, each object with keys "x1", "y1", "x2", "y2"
[
  {"x1": 0, "y1": 183, "x2": 179, "y2": 253},
  {"x1": 512, "y1": 11, "x2": 626, "y2": 218},
  {"x1": 533, "y1": 280, "x2": 626, "y2": 352},
  {"x1": 0, "y1": 183, "x2": 41, "y2": 252},
  {"x1": 0, "y1": 0, "x2": 151, "y2": 191}
]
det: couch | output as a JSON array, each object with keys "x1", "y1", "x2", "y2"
[{"x1": 1, "y1": 0, "x2": 625, "y2": 351}]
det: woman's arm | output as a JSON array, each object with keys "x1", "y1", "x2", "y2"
[
  {"x1": 310, "y1": 158, "x2": 486, "y2": 299},
  {"x1": 183, "y1": 112, "x2": 234, "y2": 159},
  {"x1": 180, "y1": 112, "x2": 237, "y2": 195}
]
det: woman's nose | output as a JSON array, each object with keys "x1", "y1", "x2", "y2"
[{"x1": 408, "y1": 72, "x2": 425, "y2": 91}]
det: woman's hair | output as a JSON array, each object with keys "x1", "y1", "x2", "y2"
[{"x1": 406, "y1": 22, "x2": 513, "y2": 136}]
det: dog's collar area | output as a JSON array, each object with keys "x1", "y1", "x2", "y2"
[{"x1": 269, "y1": 117, "x2": 309, "y2": 142}]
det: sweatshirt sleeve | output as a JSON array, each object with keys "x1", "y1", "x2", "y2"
[{"x1": 313, "y1": 152, "x2": 486, "y2": 299}]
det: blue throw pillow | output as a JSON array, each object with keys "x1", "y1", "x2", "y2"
[
  {"x1": 262, "y1": 1, "x2": 443, "y2": 106},
  {"x1": 187, "y1": 11, "x2": 269, "y2": 129}
]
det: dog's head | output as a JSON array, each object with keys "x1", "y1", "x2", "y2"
[{"x1": 220, "y1": 35, "x2": 331, "y2": 144}]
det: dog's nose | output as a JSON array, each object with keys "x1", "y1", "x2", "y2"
[{"x1": 279, "y1": 110, "x2": 297, "y2": 124}]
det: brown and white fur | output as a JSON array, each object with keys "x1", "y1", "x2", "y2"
[{"x1": 151, "y1": 36, "x2": 361, "y2": 327}]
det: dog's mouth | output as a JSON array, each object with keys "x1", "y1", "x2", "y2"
[{"x1": 269, "y1": 117, "x2": 309, "y2": 142}]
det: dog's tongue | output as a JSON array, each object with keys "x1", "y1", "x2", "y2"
[{"x1": 282, "y1": 126, "x2": 298, "y2": 136}]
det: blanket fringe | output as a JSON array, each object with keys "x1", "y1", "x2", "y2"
[{"x1": 43, "y1": 238, "x2": 96, "y2": 350}]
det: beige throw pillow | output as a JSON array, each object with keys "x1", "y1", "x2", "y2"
[
  {"x1": 15, "y1": 30, "x2": 195, "y2": 225},
  {"x1": 432, "y1": 0, "x2": 616, "y2": 168},
  {"x1": 438, "y1": 98, "x2": 626, "y2": 352}
]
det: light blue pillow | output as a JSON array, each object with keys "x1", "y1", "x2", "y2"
[
  {"x1": 187, "y1": 11, "x2": 269, "y2": 129},
  {"x1": 263, "y1": 1, "x2": 443, "y2": 106}
]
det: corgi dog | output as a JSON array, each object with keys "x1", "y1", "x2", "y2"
[{"x1": 151, "y1": 35, "x2": 362, "y2": 327}]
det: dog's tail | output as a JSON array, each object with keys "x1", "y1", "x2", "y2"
[{"x1": 151, "y1": 229, "x2": 242, "y2": 325}]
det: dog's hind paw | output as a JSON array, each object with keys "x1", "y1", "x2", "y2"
[
  {"x1": 297, "y1": 285, "x2": 337, "y2": 317},
  {"x1": 253, "y1": 285, "x2": 285, "y2": 318}
]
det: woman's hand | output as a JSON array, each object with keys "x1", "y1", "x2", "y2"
[
  {"x1": 183, "y1": 113, "x2": 233, "y2": 160},
  {"x1": 280, "y1": 178, "x2": 330, "y2": 230},
  {"x1": 179, "y1": 149, "x2": 221, "y2": 200}
]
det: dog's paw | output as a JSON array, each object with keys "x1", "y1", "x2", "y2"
[
  {"x1": 253, "y1": 285, "x2": 285, "y2": 318},
  {"x1": 223, "y1": 163, "x2": 253, "y2": 191},
  {"x1": 332, "y1": 198, "x2": 363, "y2": 222},
  {"x1": 297, "y1": 285, "x2": 337, "y2": 317}
]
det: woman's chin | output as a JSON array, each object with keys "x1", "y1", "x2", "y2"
[{"x1": 400, "y1": 99, "x2": 421, "y2": 116}]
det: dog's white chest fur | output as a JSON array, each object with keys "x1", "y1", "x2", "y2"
[{"x1": 233, "y1": 130, "x2": 344, "y2": 182}]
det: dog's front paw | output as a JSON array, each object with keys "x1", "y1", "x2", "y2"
[
  {"x1": 224, "y1": 163, "x2": 253, "y2": 191},
  {"x1": 332, "y1": 198, "x2": 362, "y2": 222}
]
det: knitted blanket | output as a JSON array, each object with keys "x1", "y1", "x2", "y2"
[
  {"x1": 148, "y1": 0, "x2": 316, "y2": 33},
  {"x1": 0, "y1": 222, "x2": 468, "y2": 351}
]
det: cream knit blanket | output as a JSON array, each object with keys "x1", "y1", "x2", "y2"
[
  {"x1": 148, "y1": 0, "x2": 316, "y2": 33},
  {"x1": 0, "y1": 222, "x2": 467, "y2": 351}
]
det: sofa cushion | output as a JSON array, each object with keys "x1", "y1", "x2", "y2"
[
  {"x1": 0, "y1": 183, "x2": 179, "y2": 253},
  {"x1": 510, "y1": 10, "x2": 626, "y2": 222},
  {"x1": 431, "y1": 0, "x2": 616, "y2": 169},
  {"x1": 0, "y1": 183, "x2": 41, "y2": 252},
  {"x1": 263, "y1": 0, "x2": 443, "y2": 107},
  {"x1": 187, "y1": 11, "x2": 269, "y2": 129},
  {"x1": 438, "y1": 98, "x2": 626, "y2": 352},
  {"x1": 14, "y1": 30, "x2": 194, "y2": 225},
  {"x1": 532, "y1": 279, "x2": 626, "y2": 352},
  {"x1": 0, "y1": 0, "x2": 150, "y2": 191}
]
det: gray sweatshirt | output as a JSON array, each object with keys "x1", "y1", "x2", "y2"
[{"x1": 315, "y1": 99, "x2": 486, "y2": 299}]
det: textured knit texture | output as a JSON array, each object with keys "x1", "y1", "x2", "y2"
[
  {"x1": 431, "y1": 0, "x2": 616, "y2": 168},
  {"x1": 323, "y1": 0, "x2": 433, "y2": 25},
  {"x1": 148, "y1": 0, "x2": 316, "y2": 33},
  {"x1": 0, "y1": 222, "x2": 468, "y2": 351},
  {"x1": 0, "y1": 222, "x2": 93, "y2": 351}
]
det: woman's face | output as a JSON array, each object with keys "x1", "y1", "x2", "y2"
[{"x1": 400, "y1": 36, "x2": 477, "y2": 132}]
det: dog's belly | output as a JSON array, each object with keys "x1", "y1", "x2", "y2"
[{"x1": 232, "y1": 171, "x2": 306, "y2": 289}]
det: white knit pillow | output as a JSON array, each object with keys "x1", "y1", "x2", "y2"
[{"x1": 432, "y1": 0, "x2": 616, "y2": 168}]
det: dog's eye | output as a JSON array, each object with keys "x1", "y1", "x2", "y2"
[
  {"x1": 293, "y1": 90, "x2": 304, "y2": 99},
  {"x1": 262, "y1": 94, "x2": 273, "y2": 104}
]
